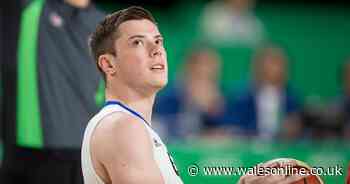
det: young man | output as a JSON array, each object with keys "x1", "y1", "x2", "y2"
[
  {"x1": 81, "y1": 6, "x2": 306, "y2": 184},
  {"x1": 81, "y1": 6, "x2": 183, "y2": 184}
]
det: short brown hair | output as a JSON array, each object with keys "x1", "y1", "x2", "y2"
[{"x1": 89, "y1": 6, "x2": 156, "y2": 75}]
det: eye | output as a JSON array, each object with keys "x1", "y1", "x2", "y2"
[
  {"x1": 155, "y1": 38, "x2": 163, "y2": 45},
  {"x1": 132, "y1": 39, "x2": 144, "y2": 46}
]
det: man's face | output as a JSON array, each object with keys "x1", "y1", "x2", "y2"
[
  {"x1": 113, "y1": 19, "x2": 167, "y2": 92},
  {"x1": 188, "y1": 50, "x2": 221, "y2": 83},
  {"x1": 260, "y1": 53, "x2": 286, "y2": 86}
]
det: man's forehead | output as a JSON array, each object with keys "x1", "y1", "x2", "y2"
[{"x1": 117, "y1": 19, "x2": 160, "y2": 38}]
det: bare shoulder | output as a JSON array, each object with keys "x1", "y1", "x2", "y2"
[
  {"x1": 90, "y1": 112, "x2": 162, "y2": 183},
  {"x1": 91, "y1": 111, "x2": 151, "y2": 159},
  {"x1": 93, "y1": 112, "x2": 149, "y2": 141}
]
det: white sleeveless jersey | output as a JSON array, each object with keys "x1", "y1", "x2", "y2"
[{"x1": 81, "y1": 101, "x2": 183, "y2": 184}]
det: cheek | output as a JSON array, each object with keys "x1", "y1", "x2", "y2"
[
  {"x1": 124, "y1": 48, "x2": 147, "y2": 61},
  {"x1": 162, "y1": 48, "x2": 167, "y2": 59},
  {"x1": 162, "y1": 50, "x2": 168, "y2": 67},
  {"x1": 120, "y1": 49, "x2": 148, "y2": 67},
  {"x1": 119, "y1": 58, "x2": 149, "y2": 81}
]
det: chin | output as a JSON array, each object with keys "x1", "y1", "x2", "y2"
[{"x1": 151, "y1": 79, "x2": 168, "y2": 90}]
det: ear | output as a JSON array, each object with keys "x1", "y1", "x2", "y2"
[{"x1": 98, "y1": 54, "x2": 117, "y2": 76}]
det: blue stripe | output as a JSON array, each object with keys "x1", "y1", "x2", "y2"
[{"x1": 104, "y1": 101, "x2": 151, "y2": 127}]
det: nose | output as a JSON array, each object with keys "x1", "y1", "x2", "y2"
[{"x1": 150, "y1": 44, "x2": 162, "y2": 58}]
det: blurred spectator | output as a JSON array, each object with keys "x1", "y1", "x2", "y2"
[
  {"x1": 227, "y1": 45, "x2": 303, "y2": 140},
  {"x1": 301, "y1": 101, "x2": 344, "y2": 140},
  {"x1": 200, "y1": 0, "x2": 265, "y2": 47},
  {"x1": 338, "y1": 60, "x2": 350, "y2": 139},
  {"x1": 313, "y1": 60, "x2": 350, "y2": 139},
  {"x1": 154, "y1": 46, "x2": 230, "y2": 142},
  {"x1": 0, "y1": 0, "x2": 104, "y2": 183}
]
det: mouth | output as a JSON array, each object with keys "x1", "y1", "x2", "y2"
[{"x1": 150, "y1": 63, "x2": 165, "y2": 71}]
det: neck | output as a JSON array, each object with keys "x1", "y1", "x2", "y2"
[
  {"x1": 105, "y1": 84, "x2": 157, "y2": 124},
  {"x1": 257, "y1": 80, "x2": 284, "y2": 90}
]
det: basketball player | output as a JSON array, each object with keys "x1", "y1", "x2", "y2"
[
  {"x1": 81, "y1": 6, "x2": 183, "y2": 184},
  {"x1": 81, "y1": 5, "x2": 307, "y2": 184}
]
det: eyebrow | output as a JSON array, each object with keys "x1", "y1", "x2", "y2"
[
  {"x1": 128, "y1": 34, "x2": 163, "y2": 41},
  {"x1": 154, "y1": 35, "x2": 163, "y2": 39}
]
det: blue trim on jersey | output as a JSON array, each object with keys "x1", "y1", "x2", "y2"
[{"x1": 104, "y1": 101, "x2": 151, "y2": 127}]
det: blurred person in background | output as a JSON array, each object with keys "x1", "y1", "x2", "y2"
[
  {"x1": 227, "y1": 45, "x2": 303, "y2": 140},
  {"x1": 200, "y1": 0, "x2": 266, "y2": 47},
  {"x1": 299, "y1": 59, "x2": 350, "y2": 140},
  {"x1": 337, "y1": 60, "x2": 350, "y2": 139},
  {"x1": 154, "y1": 46, "x2": 230, "y2": 142},
  {"x1": 0, "y1": 0, "x2": 104, "y2": 183},
  {"x1": 315, "y1": 60, "x2": 350, "y2": 139},
  {"x1": 301, "y1": 101, "x2": 345, "y2": 140}
]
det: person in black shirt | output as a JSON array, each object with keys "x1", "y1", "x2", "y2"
[{"x1": 0, "y1": 0, "x2": 105, "y2": 183}]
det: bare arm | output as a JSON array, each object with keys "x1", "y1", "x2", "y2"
[{"x1": 91, "y1": 113, "x2": 164, "y2": 184}]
